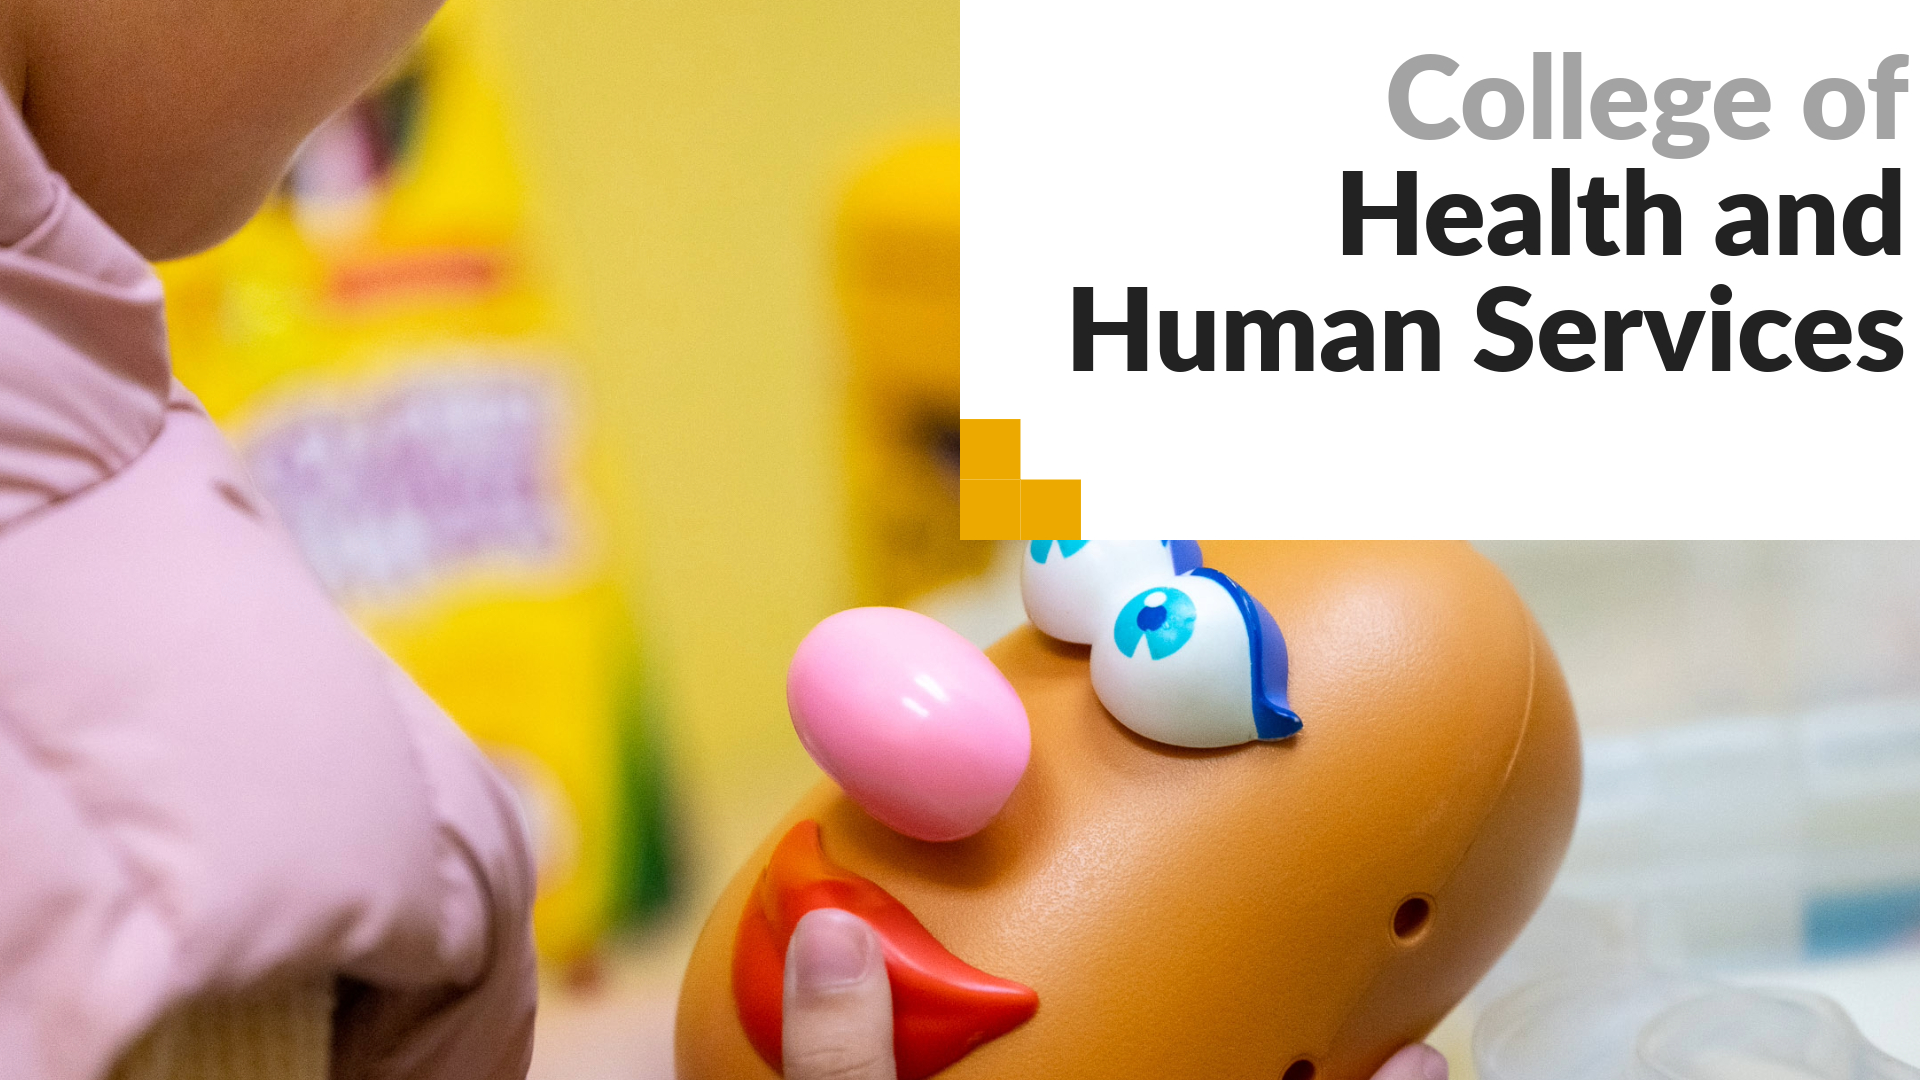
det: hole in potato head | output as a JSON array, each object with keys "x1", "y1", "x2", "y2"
[
  {"x1": 1282, "y1": 1057, "x2": 1317, "y2": 1080},
  {"x1": 1392, "y1": 895, "x2": 1433, "y2": 944}
]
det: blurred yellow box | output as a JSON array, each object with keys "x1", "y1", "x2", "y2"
[
  {"x1": 157, "y1": 1, "x2": 671, "y2": 969},
  {"x1": 841, "y1": 138, "x2": 1001, "y2": 605}
]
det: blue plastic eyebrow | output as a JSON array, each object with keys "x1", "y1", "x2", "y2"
[
  {"x1": 1188, "y1": 567, "x2": 1302, "y2": 740},
  {"x1": 1164, "y1": 540, "x2": 1203, "y2": 575}
]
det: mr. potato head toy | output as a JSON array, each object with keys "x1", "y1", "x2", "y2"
[{"x1": 677, "y1": 541, "x2": 1580, "y2": 1080}]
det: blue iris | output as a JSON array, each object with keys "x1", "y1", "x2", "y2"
[
  {"x1": 1114, "y1": 587, "x2": 1197, "y2": 660},
  {"x1": 1029, "y1": 540, "x2": 1092, "y2": 562}
]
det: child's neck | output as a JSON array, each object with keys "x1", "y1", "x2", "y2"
[{"x1": 0, "y1": 14, "x2": 22, "y2": 112}]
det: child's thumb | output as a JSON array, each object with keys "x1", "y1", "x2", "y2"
[
  {"x1": 782, "y1": 908, "x2": 898, "y2": 1080},
  {"x1": 1370, "y1": 1044, "x2": 1449, "y2": 1080}
]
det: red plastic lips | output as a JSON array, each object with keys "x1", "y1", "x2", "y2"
[{"x1": 732, "y1": 821, "x2": 1039, "y2": 1079}]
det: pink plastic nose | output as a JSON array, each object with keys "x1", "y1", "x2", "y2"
[{"x1": 787, "y1": 608, "x2": 1031, "y2": 842}]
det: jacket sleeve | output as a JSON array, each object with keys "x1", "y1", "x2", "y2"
[
  {"x1": 0, "y1": 404, "x2": 540, "y2": 1080},
  {"x1": 329, "y1": 665, "x2": 540, "y2": 1080}
]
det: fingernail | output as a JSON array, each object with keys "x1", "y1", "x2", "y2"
[
  {"x1": 789, "y1": 909, "x2": 877, "y2": 993},
  {"x1": 1416, "y1": 1046, "x2": 1448, "y2": 1080}
]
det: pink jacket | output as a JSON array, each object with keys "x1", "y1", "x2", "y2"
[{"x1": 0, "y1": 98, "x2": 538, "y2": 1079}]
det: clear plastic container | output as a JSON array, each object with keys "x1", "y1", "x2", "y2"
[
  {"x1": 1475, "y1": 972, "x2": 1920, "y2": 1080},
  {"x1": 1632, "y1": 988, "x2": 1918, "y2": 1080},
  {"x1": 1553, "y1": 700, "x2": 1920, "y2": 967}
]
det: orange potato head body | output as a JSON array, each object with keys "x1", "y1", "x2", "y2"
[{"x1": 677, "y1": 541, "x2": 1580, "y2": 1079}]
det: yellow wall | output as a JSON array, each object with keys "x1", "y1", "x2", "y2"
[{"x1": 473, "y1": 0, "x2": 959, "y2": 905}]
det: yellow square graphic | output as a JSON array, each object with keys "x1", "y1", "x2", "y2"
[
  {"x1": 959, "y1": 479, "x2": 1021, "y2": 539},
  {"x1": 1020, "y1": 479, "x2": 1081, "y2": 540},
  {"x1": 959, "y1": 419, "x2": 1021, "y2": 480}
]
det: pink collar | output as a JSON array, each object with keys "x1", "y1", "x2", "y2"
[{"x1": 0, "y1": 97, "x2": 171, "y2": 534}]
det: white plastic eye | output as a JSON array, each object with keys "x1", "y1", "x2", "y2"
[
  {"x1": 1089, "y1": 567, "x2": 1301, "y2": 749},
  {"x1": 1022, "y1": 540, "x2": 1204, "y2": 644}
]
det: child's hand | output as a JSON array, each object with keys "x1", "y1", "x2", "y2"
[
  {"x1": 782, "y1": 908, "x2": 897, "y2": 1080},
  {"x1": 1372, "y1": 1044, "x2": 1450, "y2": 1080},
  {"x1": 779, "y1": 908, "x2": 1451, "y2": 1080}
]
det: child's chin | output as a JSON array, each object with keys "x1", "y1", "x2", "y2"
[{"x1": 110, "y1": 175, "x2": 283, "y2": 264}]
